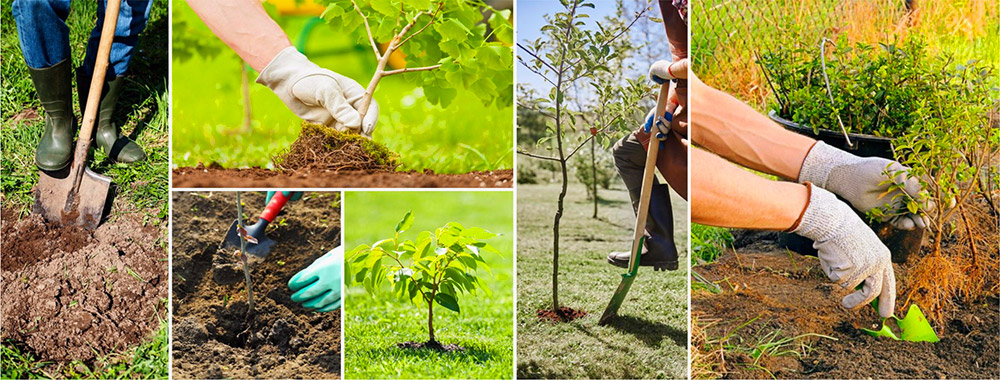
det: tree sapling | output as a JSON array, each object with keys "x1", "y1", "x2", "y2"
[{"x1": 349, "y1": 211, "x2": 501, "y2": 349}]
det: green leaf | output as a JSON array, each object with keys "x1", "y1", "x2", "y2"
[
  {"x1": 370, "y1": 0, "x2": 396, "y2": 16},
  {"x1": 434, "y1": 293, "x2": 460, "y2": 313},
  {"x1": 436, "y1": 18, "x2": 470, "y2": 41},
  {"x1": 410, "y1": 0, "x2": 431, "y2": 9},
  {"x1": 395, "y1": 211, "x2": 414, "y2": 233}
]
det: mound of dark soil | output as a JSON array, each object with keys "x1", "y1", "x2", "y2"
[
  {"x1": 171, "y1": 192, "x2": 341, "y2": 379},
  {"x1": 397, "y1": 340, "x2": 465, "y2": 352},
  {"x1": 536, "y1": 306, "x2": 587, "y2": 323},
  {"x1": 172, "y1": 165, "x2": 513, "y2": 188},
  {"x1": 274, "y1": 123, "x2": 398, "y2": 172},
  {"x1": 692, "y1": 230, "x2": 1000, "y2": 379},
  {"x1": 0, "y1": 209, "x2": 168, "y2": 362}
]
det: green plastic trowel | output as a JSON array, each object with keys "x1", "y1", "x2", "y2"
[{"x1": 861, "y1": 303, "x2": 939, "y2": 342}]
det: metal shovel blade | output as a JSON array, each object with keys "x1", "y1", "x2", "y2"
[
  {"x1": 598, "y1": 272, "x2": 637, "y2": 325},
  {"x1": 221, "y1": 220, "x2": 275, "y2": 258},
  {"x1": 33, "y1": 167, "x2": 111, "y2": 230}
]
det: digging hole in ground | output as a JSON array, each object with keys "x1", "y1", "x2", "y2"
[
  {"x1": 0, "y1": 209, "x2": 168, "y2": 362},
  {"x1": 274, "y1": 122, "x2": 399, "y2": 173},
  {"x1": 536, "y1": 306, "x2": 587, "y2": 323},
  {"x1": 397, "y1": 340, "x2": 465, "y2": 352}
]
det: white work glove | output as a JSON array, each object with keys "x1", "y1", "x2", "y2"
[
  {"x1": 798, "y1": 141, "x2": 929, "y2": 230},
  {"x1": 793, "y1": 184, "x2": 896, "y2": 318},
  {"x1": 257, "y1": 46, "x2": 379, "y2": 137},
  {"x1": 648, "y1": 58, "x2": 689, "y2": 84}
]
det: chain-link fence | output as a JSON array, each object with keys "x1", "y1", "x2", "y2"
[{"x1": 691, "y1": 0, "x2": 997, "y2": 111}]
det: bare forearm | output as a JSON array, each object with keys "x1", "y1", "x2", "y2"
[
  {"x1": 186, "y1": 0, "x2": 292, "y2": 71},
  {"x1": 659, "y1": 0, "x2": 687, "y2": 60},
  {"x1": 691, "y1": 148, "x2": 807, "y2": 230},
  {"x1": 689, "y1": 75, "x2": 815, "y2": 180}
]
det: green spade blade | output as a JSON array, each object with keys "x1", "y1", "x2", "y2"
[
  {"x1": 897, "y1": 304, "x2": 939, "y2": 342},
  {"x1": 861, "y1": 321, "x2": 901, "y2": 340}
]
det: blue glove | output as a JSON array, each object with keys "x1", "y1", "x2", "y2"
[
  {"x1": 266, "y1": 191, "x2": 303, "y2": 204},
  {"x1": 643, "y1": 108, "x2": 673, "y2": 148},
  {"x1": 288, "y1": 246, "x2": 342, "y2": 312}
]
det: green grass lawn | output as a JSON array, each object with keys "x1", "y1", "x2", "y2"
[
  {"x1": 516, "y1": 182, "x2": 689, "y2": 379},
  {"x1": 0, "y1": 1, "x2": 169, "y2": 377},
  {"x1": 0, "y1": 0, "x2": 168, "y2": 218},
  {"x1": 343, "y1": 191, "x2": 514, "y2": 379},
  {"x1": 170, "y1": 3, "x2": 513, "y2": 174}
]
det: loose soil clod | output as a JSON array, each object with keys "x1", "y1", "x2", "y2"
[
  {"x1": 396, "y1": 340, "x2": 465, "y2": 352},
  {"x1": 536, "y1": 306, "x2": 587, "y2": 323},
  {"x1": 0, "y1": 209, "x2": 168, "y2": 362},
  {"x1": 171, "y1": 192, "x2": 341, "y2": 379}
]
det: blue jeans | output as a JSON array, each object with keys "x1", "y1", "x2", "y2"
[{"x1": 12, "y1": 0, "x2": 152, "y2": 77}]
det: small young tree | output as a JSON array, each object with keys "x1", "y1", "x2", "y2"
[
  {"x1": 319, "y1": 0, "x2": 513, "y2": 118},
  {"x1": 516, "y1": 0, "x2": 650, "y2": 313},
  {"x1": 349, "y1": 211, "x2": 501, "y2": 346}
]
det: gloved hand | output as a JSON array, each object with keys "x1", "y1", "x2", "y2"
[
  {"x1": 257, "y1": 46, "x2": 379, "y2": 137},
  {"x1": 643, "y1": 107, "x2": 673, "y2": 139},
  {"x1": 792, "y1": 184, "x2": 896, "y2": 318},
  {"x1": 288, "y1": 246, "x2": 343, "y2": 312},
  {"x1": 798, "y1": 141, "x2": 929, "y2": 230},
  {"x1": 649, "y1": 58, "x2": 689, "y2": 84},
  {"x1": 266, "y1": 191, "x2": 303, "y2": 205}
]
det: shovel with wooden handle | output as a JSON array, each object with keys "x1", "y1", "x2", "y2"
[
  {"x1": 33, "y1": 0, "x2": 121, "y2": 230},
  {"x1": 598, "y1": 83, "x2": 671, "y2": 326}
]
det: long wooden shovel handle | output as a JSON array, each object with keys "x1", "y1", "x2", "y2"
[
  {"x1": 627, "y1": 84, "x2": 670, "y2": 273},
  {"x1": 68, "y1": 0, "x2": 121, "y2": 192}
]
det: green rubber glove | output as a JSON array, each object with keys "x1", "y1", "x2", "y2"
[
  {"x1": 266, "y1": 191, "x2": 304, "y2": 204},
  {"x1": 288, "y1": 246, "x2": 342, "y2": 312}
]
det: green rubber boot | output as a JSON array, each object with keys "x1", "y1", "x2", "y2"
[
  {"x1": 78, "y1": 74, "x2": 146, "y2": 163},
  {"x1": 28, "y1": 59, "x2": 76, "y2": 171}
]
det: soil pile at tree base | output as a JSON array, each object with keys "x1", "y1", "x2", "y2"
[
  {"x1": 173, "y1": 123, "x2": 512, "y2": 188},
  {"x1": 171, "y1": 192, "x2": 341, "y2": 379},
  {"x1": 692, "y1": 230, "x2": 999, "y2": 379},
  {"x1": 397, "y1": 340, "x2": 465, "y2": 352},
  {"x1": 536, "y1": 306, "x2": 587, "y2": 323},
  {"x1": 0, "y1": 209, "x2": 168, "y2": 362}
]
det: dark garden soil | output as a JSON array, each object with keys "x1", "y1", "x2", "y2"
[
  {"x1": 173, "y1": 123, "x2": 513, "y2": 188},
  {"x1": 171, "y1": 192, "x2": 341, "y2": 380},
  {"x1": 172, "y1": 165, "x2": 513, "y2": 188},
  {"x1": 536, "y1": 306, "x2": 587, "y2": 323},
  {"x1": 397, "y1": 340, "x2": 465, "y2": 352},
  {"x1": 693, "y1": 228, "x2": 1000, "y2": 379},
  {"x1": 0, "y1": 208, "x2": 168, "y2": 362}
]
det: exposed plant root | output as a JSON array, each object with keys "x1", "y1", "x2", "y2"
[
  {"x1": 273, "y1": 123, "x2": 399, "y2": 173},
  {"x1": 904, "y1": 254, "x2": 962, "y2": 329}
]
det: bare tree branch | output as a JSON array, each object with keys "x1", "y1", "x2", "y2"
[
  {"x1": 565, "y1": 117, "x2": 617, "y2": 161},
  {"x1": 351, "y1": 0, "x2": 382, "y2": 60},
  {"x1": 517, "y1": 102, "x2": 557, "y2": 119},
  {"x1": 383, "y1": 64, "x2": 442, "y2": 76},
  {"x1": 517, "y1": 150, "x2": 561, "y2": 162},
  {"x1": 398, "y1": 2, "x2": 445, "y2": 48}
]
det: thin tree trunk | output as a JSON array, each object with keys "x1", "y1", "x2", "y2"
[
  {"x1": 428, "y1": 295, "x2": 435, "y2": 343},
  {"x1": 591, "y1": 137, "x2": 598, "y2": 218},
  {"x1": 958, "y1": 203, "x2": 979, "y2": 266}
]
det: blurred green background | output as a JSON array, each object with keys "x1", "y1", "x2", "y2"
[
  {"x1": 171, "y1": 2, "x2": 513, "y2": 173},
  {"x1": 343, "y1": 191, "x2": 513, "y2": 379}
]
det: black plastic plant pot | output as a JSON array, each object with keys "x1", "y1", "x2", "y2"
[
  {"x1": 768, "y1": 110, "x2": 924, "y2": 263},
  {"x1": 768, "y1": 110, "x2": 895, "y2": 160}
]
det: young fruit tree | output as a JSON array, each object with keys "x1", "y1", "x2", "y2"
[
  {"x1": 516, "y1": 0, "x2": 651, "y2": 313},
  {"x1": 319, "y1": 0, "x2": 514, "y2": 119},
  {"x1": 349, "y1": 211, "x2": 501, "y2": 346}
]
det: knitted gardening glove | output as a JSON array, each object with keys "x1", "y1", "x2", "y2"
[
  {"x1": 793, "y1": 184, "x2": 896, "y2": 318},
  {"x1": 257, "y1": 47, "x2": 379, "y2": 137},
  {"x1": 798, "y1": 141, "x2": 929, "y2": 230}
]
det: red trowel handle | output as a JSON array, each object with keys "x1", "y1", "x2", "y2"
[{"x1": 259, "y1": 191, "x2": 289, "y2": 222}]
